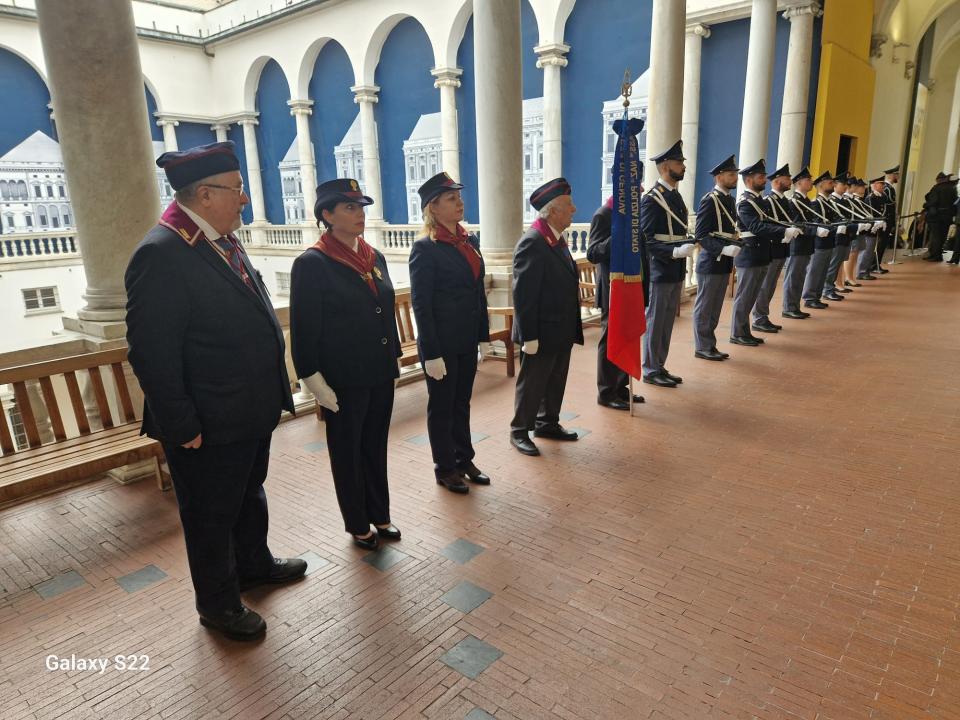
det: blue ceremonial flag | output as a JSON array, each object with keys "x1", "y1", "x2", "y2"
[{"x1": 607, "y1": 111, "x2": 646, "y2": 379}]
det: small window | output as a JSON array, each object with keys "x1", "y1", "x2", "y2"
[
  {"x1": 22, "y1": 286, "x2": 60, "y2": 314},
  {"x1": 58, "y1": 185, "x2": 65, "y2": 198},
  {"x1": 46, "y1": 184, "x2": 54, "y2": 198},
  {"x1": 33, "y1": 184, "x2": 41, "y2": 198},
  {"x1": 275, "y1": 271, "x2": 291, "y2": 296}
]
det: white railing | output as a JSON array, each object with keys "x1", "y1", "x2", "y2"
[
  {"x1": 235, "y1": 225, "x2": 306, "y2": 248},
  {"x1": 0, "y1": 231, "x2": 79, "y2": 261}
]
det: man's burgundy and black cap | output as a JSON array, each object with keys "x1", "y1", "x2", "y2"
[
  {"x1": 156, "y1": 141, "x2": 240, "y2": 191},
  {"x1": 529, "y1": 177, "x2": 572, "y2": 210}
]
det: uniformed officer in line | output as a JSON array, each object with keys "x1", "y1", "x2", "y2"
[
  {"x1": 859, "y1": 176, "x2": 889, "y2": 280},
  {"x1": 782, "y1": 166, "x2": 827, "y2": 319},
  {"x1": 801, "y1": 171, "x2": 845, "y2": 309},
  {"x1": 691, "y1": 154, "x2": 741, "y2": 361},
  {"x1": 730, "y1": 159, "x2": 798, "y2": 346},
  {"x1": 641, "y1": 140, "x2": 694, "y2": 387},
  {"x1": 872, "y1": 165, "x2": 900, "y2": 273},
  {"x1": 751, "y1": 163, "x2": 795, "y2": 333},
  {"x1": 587, "y1": 194, "x2": 647, "y2": 409},
  {"x1": 923, "y1": 172, "x2": 959, "y2": 261},
  {"x1": 844, "y1": 177, "x2": 885, "y2": 287},
  {"x1": 823, "y1": 172, "x2": 869, "y2": 298},
  {"x1": 510, "y1": 178, "x2": 584, "y2": 456},
  {"x1": 125, "y1": 142, "x2": 306, "y2": 641}
]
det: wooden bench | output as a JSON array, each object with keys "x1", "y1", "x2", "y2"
[
  {"x1": 0, "y1": 348, "x2": 167, "y2": 506},
  {"x1": 577, "y1": 257, "x2": 604, "y2": 326}
]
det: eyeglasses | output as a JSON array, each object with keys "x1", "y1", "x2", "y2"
[{"x1": 203, "y1": 183, "x2": 245, "y2": 196}]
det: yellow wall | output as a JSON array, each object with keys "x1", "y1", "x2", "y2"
[{"x1": 809, "y1": 0, "x2": 877, "y2": 179}]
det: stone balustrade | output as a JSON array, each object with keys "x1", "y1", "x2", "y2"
[{"x1": 0, "y1": 231, "x2": 79, "y2": 262}]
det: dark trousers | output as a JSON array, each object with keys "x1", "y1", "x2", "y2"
[
  {"x1": 162, "y1": 437, "x2": 274, "y2": 615},
  {"x1": 872, "y1": 230, "x2": 891, "y2": 269},
  {"x1": 511, "y1": 347, "x2": 571, "y2": 433},
  {"x1": 597, "y1": 310, "x2": 629, "y2": 402},
  {"x1": 425, "y1": 351, "x2": 478, "y2": 477},
  {"x1": 927, "y1": 222, "x2": 948, "y2": 259},
  {"x1": 324, "y1": 381, "x2": 394, "y2": 535}
]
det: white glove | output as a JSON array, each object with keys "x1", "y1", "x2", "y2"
[
  {"x1": 302, "y1": 372, "x2": 338, "y2": 413},
  {"x1": 870, "y1": 221, "x2": 883, "y2": 234},
  {"x1": 522, "y1": 339, "x2": 539, "y2": 355},
  {"x1": 783, "y1": 226, "x2": 802, "y2": 242},
  {"x1": 478, "y1": 342, "x2": 490, "y2": 363},
  {"x1": 948, "y1": 224, "x2": 957, "y2": 239},
  {"x1": 424, "y1": 357, "x2": 447, "y2": 381},
  {"x1": 857, "y1": 223, "x2": 871, "y2": 234},
  {"x1": 720, "y1": 245, "x2": 741, "y2": 257},
  {"x1": 836, "y1": 225, "x2": 847, "y2": 235},
  {"x1": 672, "y1": 243, "x2": 696, "y2": 259},
  {"x1": 816, "y1": 226, "x2": 830, "y2": 238}
]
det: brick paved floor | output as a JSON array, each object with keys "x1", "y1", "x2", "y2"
[{"x1": 1, "y1": 258, "x2": 959, "y2": 720}]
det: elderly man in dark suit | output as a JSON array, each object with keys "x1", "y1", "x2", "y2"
[
  {"x1": 586, "y1": 196, "x2": 646, "y2": 410},
  {"x1": 510, "y1": 178, "x2": 584, "y2": 456},
  {"x1": 125, "y1": 142, "x2": 305, "y2": 642}
]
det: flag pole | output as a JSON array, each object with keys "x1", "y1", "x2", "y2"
[{"x1": 620, "y1": 69, "x2": 637, "y2": 418}]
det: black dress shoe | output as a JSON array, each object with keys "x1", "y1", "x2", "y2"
[
  {"x1": 661, "y1": 370, "x2": 683, "y2": 384},
  {"x1": 643, "y1": 372, "x2": 677, "y2": 387},
  {"x1": 712, "y1": 347, "x2": 730, "y2": 359},
  {"x1": 844, "y1": 280, "x2": 861, "y2": 287},
  {"x1": 857, "y1": 274, "x2": 876, "y2": 280},
  {"x1": 199, "y1": 605, "x2": 266, "y2": 641},
  {"x1": 782, "y1": 310, "x2": 808, "y2": 319},
  {"x1": 239, "y1": 557, "x2": 308, "y2": 591},
  {"x1": 534, "y1": 424, "x2": 579, "y2": 441},
  {"x1": 877, "y1": 267, "x2": 889, "y2": 273},
  {"x1": 352, "y1": 532, "x2": 379, "y2": 550},
  {"x1": 824, "y1": 292, "x2": 844, "y2": 301},
  {"x1": 837, "y1": 287, "x2": 853, "y2": 294},
  {"x1": 729, "y1": 335, "x2": 760, "y2": 347},
  {"x1": 458, "y1": 462, "x2": 491, "y2": 485},
  {"x1": 599, "y1": 398, "x2": 630, "y2": 411},
  {"x1": 695, "y1": 349, "x2": 725, "y2": 361},
  {"x1": 751, "y1": 320, "x2": 780, "y2": 333},
  {"x1": 436, "y1": 470, "x2": 470, "y2": 493},
  {"x1": 510, "y1": 431, "x2": 540, "y2": 456},
  {"x1": 621, "y1": 393, "x2": 646, "y2": 404},
  {"x1": 804, "y1": 300, "x2": 829, "y2": 309},
  {"x1": 375, "y1": 524, "x2": 402, "y2": 540}
]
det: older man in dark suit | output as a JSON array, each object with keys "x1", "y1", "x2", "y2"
[
  {"x1": 510, "y1": 178, "x2": 584, "y2": 456},
  {"x1": 125, "y1": 142, "x2": 305, "y2": 641}
]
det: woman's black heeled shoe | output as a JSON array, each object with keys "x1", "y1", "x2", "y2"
[
  {"x1": 352, "y1": 532, "x2": 379, "y2": 550},
  {"x1": 375, "y1": 524, "x2": 401, "y2": 540}
]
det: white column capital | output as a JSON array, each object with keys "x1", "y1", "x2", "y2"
[
  {"x1": 783, "y1": 1, "x2": 822, "y2": 20},
  {"x1": 287, "y1": 99, "x2": 314, "y2": 116},
  {"x1": 686, "y1": 23, "x2": 711, "y2": 39},
  {"x1": 154, "y1": 115, "x2": 180, "y2": 128},
  {"x1": 534, "y1": 43, "x2": 570, "y2": 69},
  {"x1": 351, "y1": 84, "x2": 380, "y2": 104},
  {"x1": 210, "y1": 122, "x2": 231, "y2": 132},
  {"x1": 236, "y1": 112, "x2": 259, "y2": 127},
  {"x1": 431, "y1": 66, "x2": 463, "y2": 89}
]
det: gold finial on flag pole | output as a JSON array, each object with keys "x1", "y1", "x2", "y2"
[{"x1": 621, "y1": 69, "x2": 633, "y2": 108}]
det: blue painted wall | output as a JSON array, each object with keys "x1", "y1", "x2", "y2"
[
  {"x1": 803, "y1": 17, "x2": 823, "y2": 166},
  {"x1": 561, "y1": 0, "x2": 653, "y2": 220},
  {"x1": 227, "y1": 124, "x2": 254, "y2": 224},
  {"x1": 0, "y1": 49, "x2": 53, "y2": 156},
  {"x1": 255, "y1": 59, "x2": 296, "y2": 225},
  {"x1": 176, "y1": 122, "x2": 216, "y2": 151},
  {"x1": 457, "y1": 18, "x2": 480, "y2": 224},
  {"x1": 374, "y1": 17, "x2": 438, "y2": 224},
  {"x1": 520, "y1": 0, "x2": 542, "y2": 100},
  {"x1": 144, "y1": 87, "x2": 163, "y2": 142},
  {"x1": 308, "y1": 40, "x2": 357, "y2": 187}
]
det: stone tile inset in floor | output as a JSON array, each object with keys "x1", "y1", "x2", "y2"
[
  {"x1": 567, "y1": 426, "x2": 591, "y2": 439},
  {"x1": 440, "y1": 635, "x2": 503, "y2": 680},
  {"x1": 469, "y1": 432, "x2": 489, "y2": 444},
  {"x1": 362, "y1": 545, "x2": 407, "y2": 572},
  {"x1": 298, "y1": 550, "x2": 331, "y2": 575},
  {"x1": 559, "y1": 410, "x2": 579, "y2": 421},
  {"x1": 403, "y1": 433, "x2": 430, "y2": 447},
  {"x1": 439, "y1": 538, "x2": 485, "y2": 565},
  {"x1": 440, "y1": 580, "x2": 492, "y2": 614},
  {"x1": 34, "y1": 570, "x2": 86, "y2": 600},
  {"x1": 115, "y1": 564, "x2": 167, "y2": 594},
  {"x1": 303, "y1": 440, "x2": 327, "y2": 453},
  {"x1": 466, "y1": 709, "x2": 496, "y2": 720}
]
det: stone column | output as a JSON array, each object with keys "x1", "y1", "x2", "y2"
[
  {"x1": 350, "y1": 85, "x2": 384, "y2": 222},
  {"x1": 646, "y1": 0, "x2": 686, "y2": 184},
  {"x1": 739, "y1": 0, "x2": 778, "y2": 182},
  {"x1": 34, "y1": 0, "x2": 160, "y2": 323},
  {"x1": 681, "y1": 24, "x2": 710, "y2": 211},
  {"x1": 237, "y1": 114, "x2": 267, "y2": 225},
  {"x1": 944, "y1": 68, "x2": 960, "y2": 173},
  {"x1": 156, "y1": 116, "x2": 179, "y2": 151},
  {"x1": 211, "y1": 123, "x2": 230, "y2": 143},
  {"x1": 288, "y1": 99, "x2": 318, "y2": 237},
  {"x1": 474, "y1": 0, "x2": 523, "y2": 267},
  {"x1": 776, "y1": 1, "x2": 822, "y2": 172},
  {"x1": 535, "y1": 43, "x2": 570, "y2": 179},
  {"x1": 431, "y1": 67, "x2": 463, "y2": 181}
]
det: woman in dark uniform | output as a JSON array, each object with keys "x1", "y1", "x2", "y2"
[
  {"x1": 409, "y1": 172, "x2": 491, "y2": 494},
  {"x1": 290, "y1": 179, "x2": 401, "y2": 550}
]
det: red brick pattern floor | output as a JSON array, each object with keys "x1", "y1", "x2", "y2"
[{"x1": 1, "y1": 258, "x2": 959, "y2": 719}]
